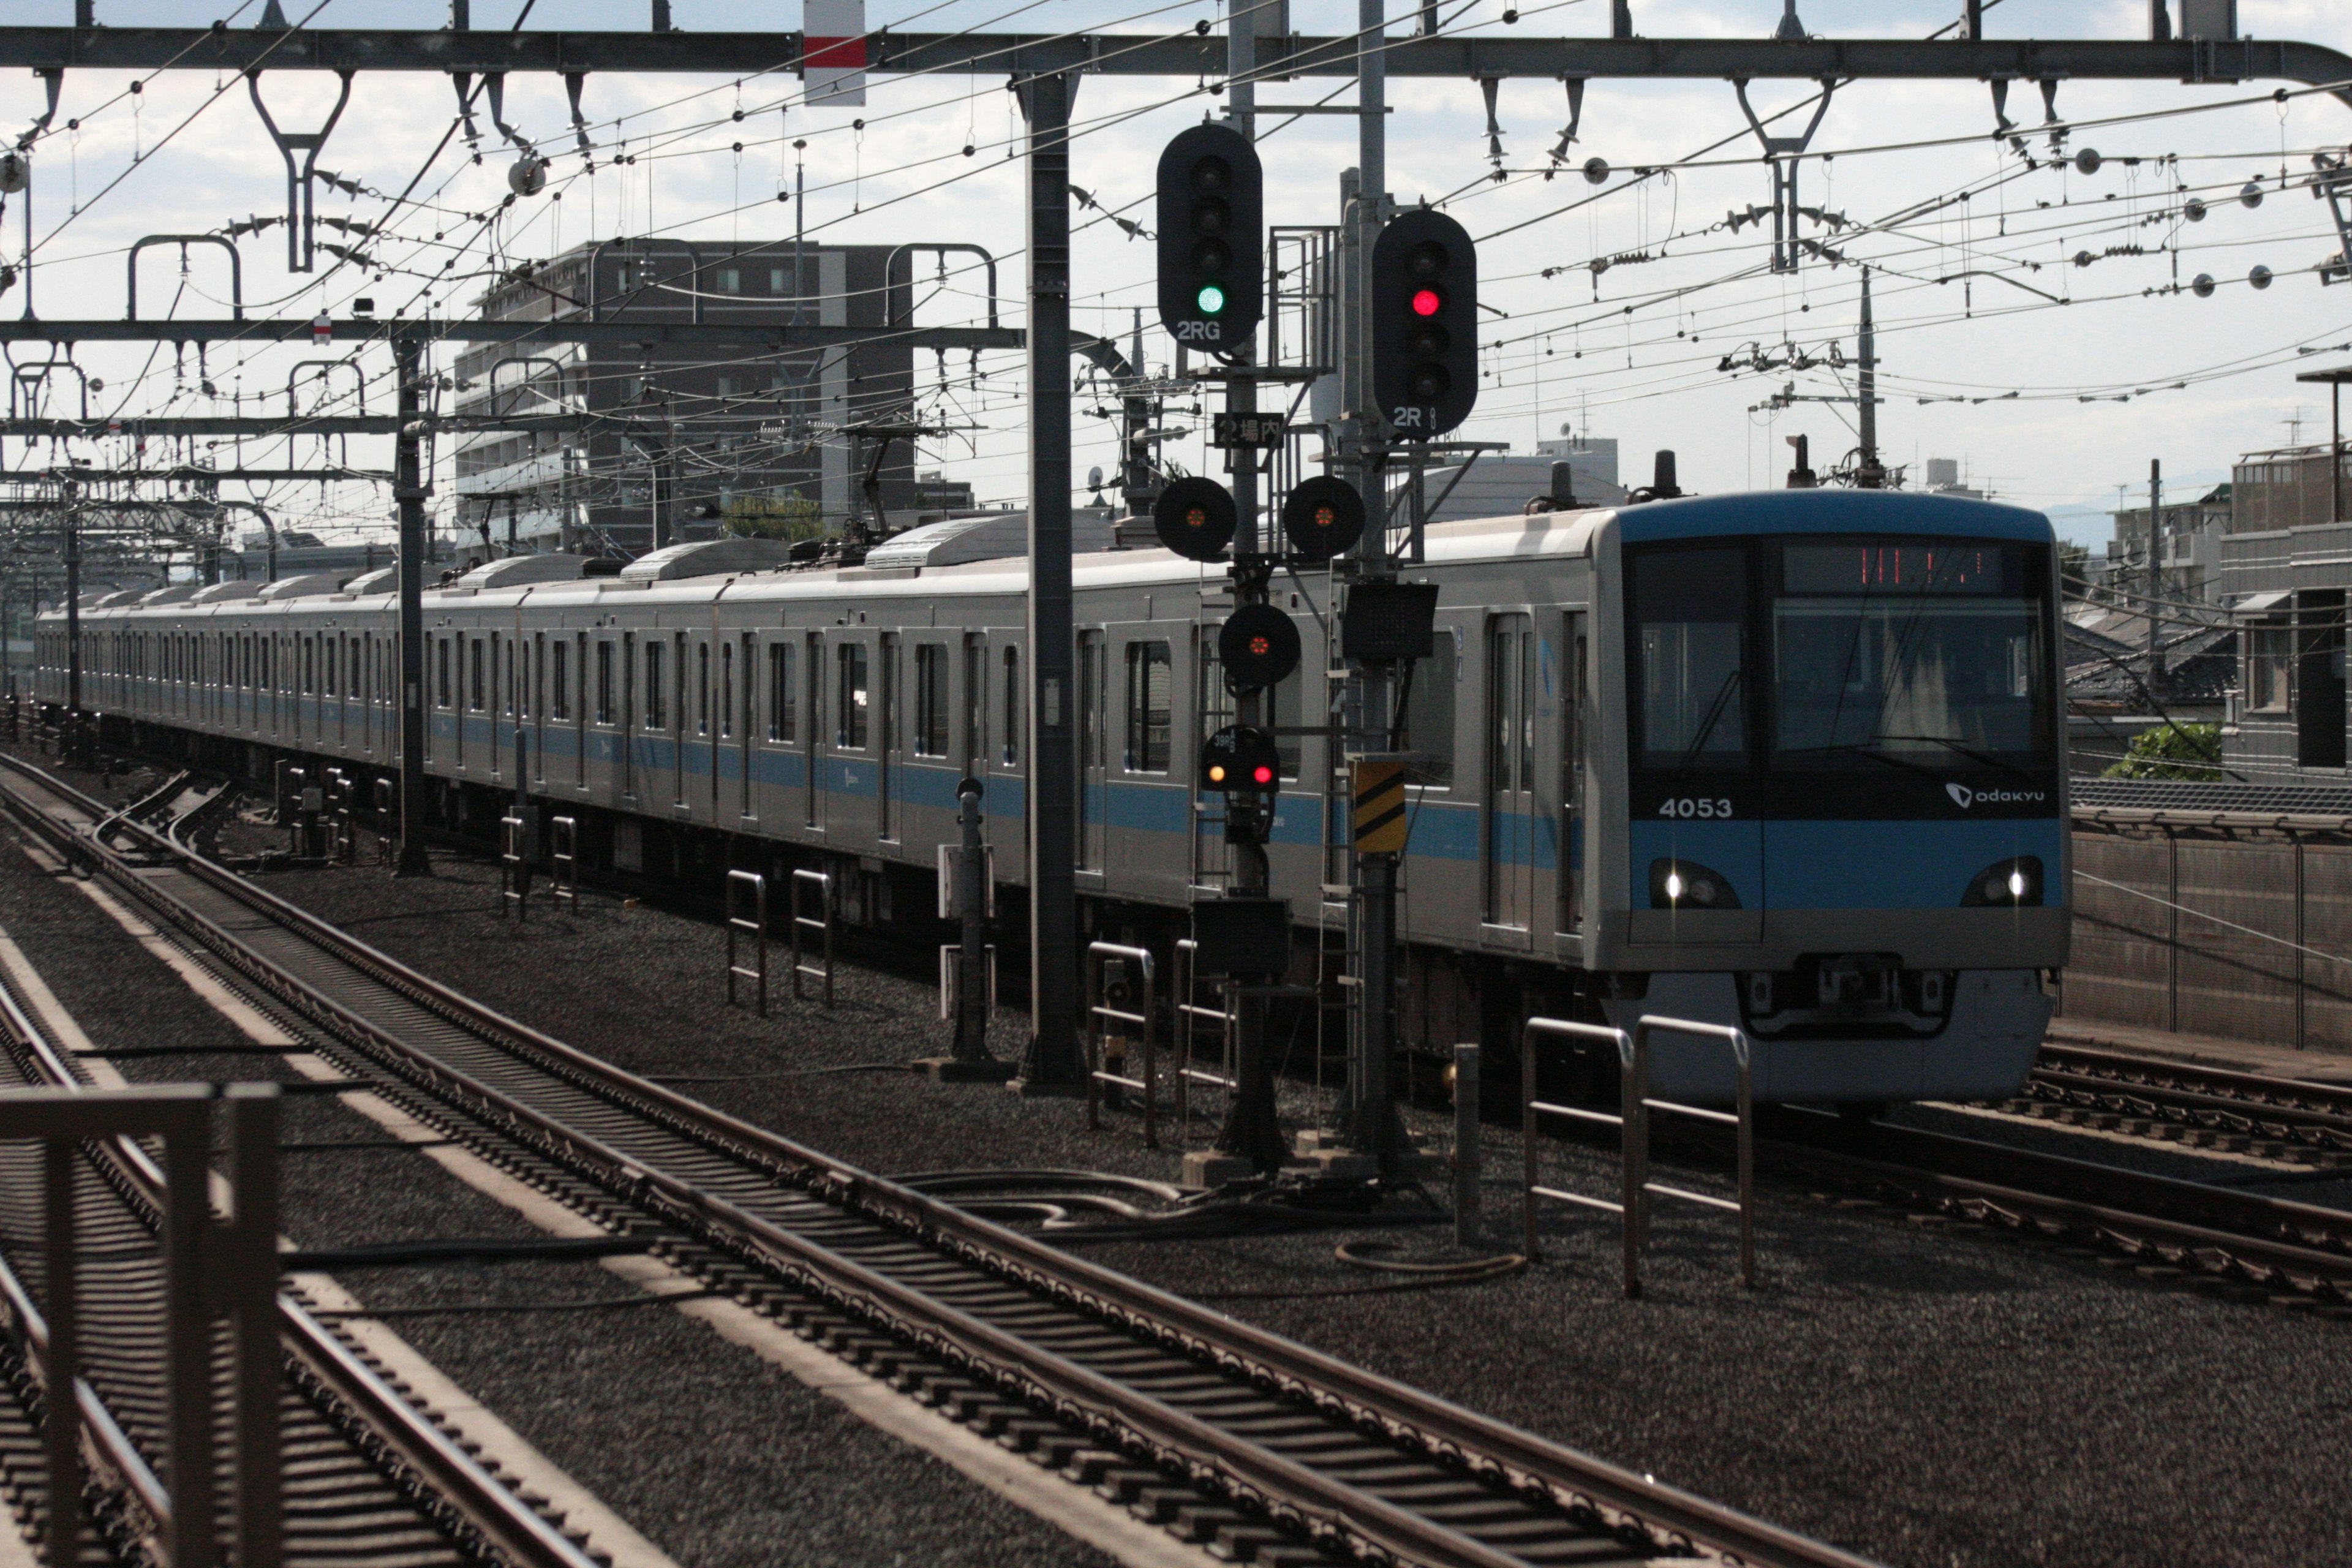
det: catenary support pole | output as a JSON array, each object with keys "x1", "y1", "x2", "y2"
[
  {"x1": 1209, "y1": 2, "x2": 1289, "y2": 1175},
  {"x1": 394, "y1": 337, "x2": 434, "y2": 877},
  {"x1": 1014, "y1": 68, "x2": 1084, "y2": 1092},
  {"x1": 1856, "y1": 267, "x2": 1882, "y2": 486},
  {"x1": 2147, "y1": 458, "x2": 2163, "y2": 679},
  {"x1": 1340, "y1": 0, "x2": 1411, "y2": 1175}
]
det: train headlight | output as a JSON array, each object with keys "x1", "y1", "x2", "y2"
[
  {"x1": 1961, "y1": 855, "x2": 2044, "y2": 908},
  {"x1": 1649, "y1": 859, "x2": 1741, "y2": 910}
]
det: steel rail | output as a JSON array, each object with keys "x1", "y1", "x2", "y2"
[
  {"x1": 2034, "y1": 1042, "x2": 2352, "y2": 1138},
  {"x1": 0, "y1": 751, "x2": 1879, "y2": 1568},
  {"x1": 0, "y1": 797, "x2": 612, "y2": 1568},
  {"x1": 1757, "y1": 1116, "x2": 2352, "y2": 1298}
]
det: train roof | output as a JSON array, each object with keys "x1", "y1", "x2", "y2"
[{"x1": 39, "y1": 490, "x2": 2050, "y2": 624}]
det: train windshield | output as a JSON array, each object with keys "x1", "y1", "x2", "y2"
[{"x1": 1770, "y1": 539, "x2": 2051, "y2": 770}]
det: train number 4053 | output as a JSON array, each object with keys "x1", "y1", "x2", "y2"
[{"x1": 1657, "y1": 797, "x2": 1734, "y2": 819}]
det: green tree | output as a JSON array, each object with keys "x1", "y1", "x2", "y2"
[{"x1": 2103, "y1": 721, "x2": 2224, "y2": 781}]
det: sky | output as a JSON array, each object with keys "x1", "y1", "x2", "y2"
[{"x1": 4, "y1": 0, "x2": 2351, "y2": 552}]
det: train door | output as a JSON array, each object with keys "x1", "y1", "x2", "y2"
[
  {"x1": 1558, "y1": 612, "x2": 1588, "y2": 935},
  {"x1": 1076, "y1": 629, "x2": 1105, "y2": 871},
  {"x1": 672, "y1": 632, "x2": 690, "y2": 809},
  {"x1": 1192, "y1": 625, "x2": 1235, "y2": 891},
  {"x1": 1483, "y1": 612, "x2": 1537, "y2": 943},
  {"x1": 572, "y1": 633, "x2": 587, "y2": 788},
  {"x1": 737, "y1": 633, "x2": 756, "y2": 821},
  {"x1": 877, "y1": 632, "x2": 900, "y2": 842},
  {"x1": 620, "y1": 632, "x2": 636, "y2": 800},
  {"x1": 805, "y1": 632, "x2": 827, "y2": 832}
]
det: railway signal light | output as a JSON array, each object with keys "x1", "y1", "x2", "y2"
[
  {"x1": 1156, "y1": 124, "x2": 1264, "y2": 349},
  {"x1": 1200, "y1": 724, "x2": 1281, "y2": 794},
  {"x1": 1218, "y1": 605, "x2": 1300, "y2": 693},
  {"x1": 1371, "y1": 208, "x2": 1477, "y2": 437},
  {"x1": 1280, "y1": 475, "x2": 1366, "y2": 561},
  {"x1": 1153, "y1": 476, "x2": 1238, "y2": 561}
]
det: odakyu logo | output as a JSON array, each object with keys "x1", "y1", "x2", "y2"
[{"x1": 1946, "y1": 782, "x2": 2047, "y2": 810}]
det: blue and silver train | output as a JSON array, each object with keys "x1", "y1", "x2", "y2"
[{"x1": 37, "y1": 486, "x2": 2065, "y2": 1104}]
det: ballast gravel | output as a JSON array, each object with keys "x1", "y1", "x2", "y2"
[{"x1": 12, "y1": 752, "x2": 2352, "y2": 1568}]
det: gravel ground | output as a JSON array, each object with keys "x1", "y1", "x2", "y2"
[
  {"x1": 0, "y1": 767, "x2": 1112, "y2": 1568},
  {"x1": 15, "y1": 748, "x2": 2352, "y2": 1567}
]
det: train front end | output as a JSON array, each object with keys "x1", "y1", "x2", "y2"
[{"x1": 1588, "y1": 490, "x2": 2066, "y2": 1104}]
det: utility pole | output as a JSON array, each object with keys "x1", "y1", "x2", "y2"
[
  {"x1": 61, "y1": 494, "x2": 80, "y2": 716},
  {"x1": 1855, "y1": 267, "x2": 1884, "y2": 488},
  {"x1": 2147, "y1": 457, "x2": 2163, "y2": 682},
  {"x1": 1336, "y1": 0, "x2": 1412, "y2": 1177},
  {"x1": 1204, "y1": 0, "x2": 1291, "y2": 1176},
  {"x1": 393, "y1": 337, "x2": 434, "y2": 877},
  {"x1": 1012, "y1": 67, "x2": 1083, "y2": 1093}
]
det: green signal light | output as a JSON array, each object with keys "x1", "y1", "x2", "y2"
[{"x1": 1196, "y1": 284, "x2": 1227, "y2": 315}]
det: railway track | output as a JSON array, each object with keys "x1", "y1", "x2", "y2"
[
  {"x1": 0, "y1": 752, "x2": 1883, "y2": 1568},
  {"x1": 2007, "y1": 1044, "x2": 2352, "y2": 1167},
  {"x1": 0, "y1": 895, "x2": 611, "y2": 1568}
]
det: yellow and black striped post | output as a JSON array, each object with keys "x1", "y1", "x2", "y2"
[{"x1": 1352, "y1": 757, "x2": 1408, "y2": 855}]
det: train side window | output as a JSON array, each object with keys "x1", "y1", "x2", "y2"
[
  {"x1": 468, "y1": 638, "x2": 485, "y2": 712},
  {"x1": 1001, "y1": 646, "x2": 1020, "y2": 767},
  {"x1": 436, "y1": 638, "x2": 451, "y2": 707},
  {"x1": 838, "y1": 642, "x2": 870, "y2": 748},
  {"x1": 1124, "y1": 640, "x2": 1171, "y2": 773},
  {"x1": 644, "y1": 641, "x2": 667, "y2": 730},
  {"x1": 914, "y1": 644, "x2": 948, "y2": 757},
  {"x1": 718, "y1": 643, "x2": 733, "y2": 738},
  {"x1": 1398, "y1": 627, "x2": 1459, "y2": 788},
  {"x1": 769, "y1": 643, "x2": 796, "y2": 742},
  {"x1": 595, "y1": 641, "x2": 614, "y2": 723},
  {"x1": 550, "y1": 639, "x2": 569, "y2": 721}
]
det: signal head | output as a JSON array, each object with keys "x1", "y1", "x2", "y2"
[
  {"x1": 1156, "y1": 124, "x2": 1264, "y2": 346},
  {"x1": 1279, "y1": 475, "x2": 1366, "y2": 561},
  {"x1": 1153, "y1": 476, "x2": 1238, "y2": 562},
  {"x1": 1371, "y1": 208, "x2": 1478, "y2": 437},
  {"x1": 1199, "y1": 723, "x2": 1283, "y2": 796},
  {"x1": 1218, "y1": 604, "x2": 1301, "y2": 692}
]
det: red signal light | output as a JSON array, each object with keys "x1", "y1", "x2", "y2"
[
  {"x1": 1411, "y1": 287, "x2": 1442, "y2": 317},
  {"x1": 1252, "y1": 764, "x2": 1275, "y2": 785}
]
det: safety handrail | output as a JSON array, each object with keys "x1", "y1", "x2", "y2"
[
  {"x1": 1170, "y1": 937, "x2": 1235, "y2": 1133},
  {"x1": 1520, "y1": 1013, "x2": 1755, "y2": 1298},
  {"x1": 0, "y1": 1084, "x2": 282, "y2": 1568},
  {"x1": 499, "y1": 814, "x2": 530, "y2": 919},
  {"x1": 1085, "y1": 941, "x2": 1159, "y2": 1149},
  {"x1": 726, "y1": 869, "x2": 768, "y2": 1016},
  {"x1": 549, "y1": 815, "x2": 579, "y2": 907},
  {"x1": 789, "y1": 868, "x2": 834, "y2": 1006}
]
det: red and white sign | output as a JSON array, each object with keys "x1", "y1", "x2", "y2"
[
  {"x1": 311, "y1": 313, "x2": 333, "y2": 345},
  {"x1": 802, "y1": 0, "x2": 867, "y2": 107}
]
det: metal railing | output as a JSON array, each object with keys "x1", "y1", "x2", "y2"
[
  {"x1": 726, "y1": 869, "x2": 768, "y2": 1016},
  {"x1": 0, "y1": 1083, "x2": 282, "y2": 1568},
  {"x1": 1170, "y1": 937, "x2": 1235, "y2": 1133},
  {"x1": 1085, "y1": 942, "x2": 1159, "y2": 1148},
  {"x1": 499, "y1": 813, "x2": 530, "y2": 920},
  {"x1": 549, "y1": 815, "x2": 579, "y2": 907},
  {"x1": 790, "y1": 868, "x2": 834, "y2": 1006},
  {"x1": 1520, "y1": 1014, "x2": 1755, "y2": 1298}
]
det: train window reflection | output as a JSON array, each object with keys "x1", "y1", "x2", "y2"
[
  {"x1": 1629, "y1": 547, "x2": 1749, "y2": 769},
  {"x1": 1772, "y1": 538, "x2": 2048, "y2": 765},
  {"x1": 1398, "y1": 628, "x2": 1457, "y2": 788}
]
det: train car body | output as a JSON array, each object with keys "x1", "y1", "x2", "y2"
[{"x1": 37, "y1": 488, "x2": 2065, "y2": 1104}]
